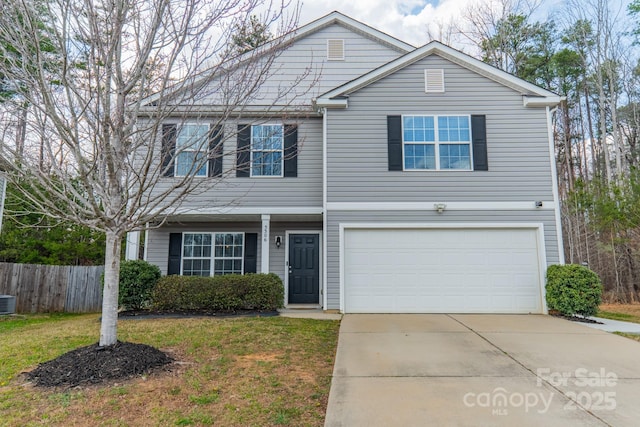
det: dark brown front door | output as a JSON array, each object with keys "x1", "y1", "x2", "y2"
[{"x1": 288, "y1": 234, "x2": 320, "y2": 304}]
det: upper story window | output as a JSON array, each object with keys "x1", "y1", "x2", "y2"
[
  {"x1": 251, "y1": 124, "x2": 283, "y2": 177},
  {"x1": 403, "y1": 115, "x2": 471, "y2": 170},
  {"x1": 176, "y1": 124, "x2": 209, "y2": 177}
]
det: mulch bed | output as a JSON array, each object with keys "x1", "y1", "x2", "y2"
[
  {"x1": 550, "y1": 312, "x2": 604, "y2": 324},
  {"x1": 25, "y1": 341, "x2": 173, "y2": 388},
  {"x1": 118, "y1": 309, "x2": 279, "y2": 319}
]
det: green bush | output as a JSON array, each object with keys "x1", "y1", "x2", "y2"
[
  {"x1": 151, "y1": 273, "x2": 284, "y2": 311},
  {"x1": 118, "y1": 260, "x2": 162, "y2": 310},
  {"x1": 545, "y1": 264, "x2": 603, "y2": 317}
]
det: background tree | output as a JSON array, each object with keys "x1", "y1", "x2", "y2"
[
  {"x1": 0, "y1": 184, "x2": 105, "y2": 265},
  {"x1": 0, "y1": 0, "x2": 307, "y2": 347}
]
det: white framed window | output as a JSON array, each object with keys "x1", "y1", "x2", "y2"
[
  {"x1": 403, "y1": 115, "x2": 471, "y2": 170},
  {"x1": 182, "y1": 232, "x2": 244, "y2": 276},
  {"x1": 251, "y1": 124, "x2": 283, "y2": 177},
  {"x1": 175, "y1": 124, "x2": 209, "y2": 177}
]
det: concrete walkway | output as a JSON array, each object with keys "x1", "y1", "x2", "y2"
[
  {"x1": 325, "y1": 314, "x2": 640, "y2": 426},
  {"x1": 584, "y1": 317, "x2": 640, "y2": 334}
]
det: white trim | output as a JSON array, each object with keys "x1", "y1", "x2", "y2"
[
  {"x1": 143, "y1": 223, "x2": 149, "y2": 261},
  {"x1": 322, "y1": 108, "x2": 329, "y2": 311},
  {"x1": 125, "y1": 231, "x2": 140, "y2": 261},
  {"x1": 547, "y1": 106, "x2": 565, "y2": 264},
  {"x1": 338, "y1": 222, "x2": 548, "y2": 314},
  {"x1": 284, "y1": 230, "x2": 323, "y2": 308},
  {"x1": 524, "y1": 95, "x2": 564, "y2": 107},
  {"x1": 316, "y1": 41, "x2": 560, "y2": 108},
  {"x1": 261, "y1": 214, "x2": 271, "y2": 273},
  {"x1": 327, "y1": 201, "x2": 556, "y2": 211},
  {"x1": 167, "y1": 206, "x2": 323, "y2": 215},
  {"x1": 0, "y1": 176, "x2": 6, "y2": 233}
]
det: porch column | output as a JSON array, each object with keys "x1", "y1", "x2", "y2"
[
  {"x1": 125, "y1": 231, "x2": 140, "y2": 260},
  {"x1": 261, "y1": 214, "x2": 270, "y2": 273}
]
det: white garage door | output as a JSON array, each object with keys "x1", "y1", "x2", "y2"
[{"x1": 343, "y1": 228, "x2": 543, "y2": 313}]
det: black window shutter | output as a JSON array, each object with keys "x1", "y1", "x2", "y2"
[
  {"x1": 162, "y1": 124, "x2": 177, "y2": 177},
  {"x1": 387, "y1": 116, "x2": 403, "y2": 171},
  {"x1": 167, "y1": 233, "x2": 182, "y2": 275},
  {"x1": 244, "y1": 233, "x2": 258, "y2": 274},
  {"x1": 471, "y1": 115, "x2": 488, "y2": 171},
  {"x1": 209, "y1": 125, "x2": 223, "y2": 177},
  {"x1": 283, "y1": 125, "x2": 298, "y2": 177},
  {"x1": 236, "y1": 125, "x2": 251, "y2": 177}
]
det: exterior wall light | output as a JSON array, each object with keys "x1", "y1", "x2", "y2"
[
  {"x1": 275, "y1": 235, "x2": 282, "y2": 248},
  {"x1": 434, "y1": 203, "x2": 447, "y2": 214}
]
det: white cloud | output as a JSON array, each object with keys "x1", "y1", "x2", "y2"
[{"x1": 298, "y1": 0, "x2": 479, "y2": 47}]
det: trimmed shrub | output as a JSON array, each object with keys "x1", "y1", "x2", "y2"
[
  {"x1": 151, "y1": 273, "x2": 284, "y2": 311},
  {"x1": 545, "y1": 264, "x2": 603, "y2": 317},
  {"x1": 118, "y1": 260, "x2": 162, "y2": 310}
]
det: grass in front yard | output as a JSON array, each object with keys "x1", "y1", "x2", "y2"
[
  {"x1": 614, "y1": 332, "x2": 640, "y2": 342},
  {"x1": 0, "y1": 314, "x2": 340, "y2": 426},
  {"x1": 598, "y1": 303, "x2": 640, "y2": 324}
]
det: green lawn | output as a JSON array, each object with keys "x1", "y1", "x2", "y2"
[
  {"x1": 597, "y1": 303, "x2": 640, "y2": 324},
  {"x1": 0, "y1": 313, "x2": 340, "y2": 426}
]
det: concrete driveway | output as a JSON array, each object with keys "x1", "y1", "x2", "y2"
[{"x1": 324, "y1": 314, "x2": 640, "y2": 426}]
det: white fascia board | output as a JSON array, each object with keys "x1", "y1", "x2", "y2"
[
  {"x1": 327, "y1": 201, "x2": 556, "y2": 211},
  {"x1": 523, "y1": 95, "x2": 564, "y2": 108},
  {"x1": 317, "y1": 41, "x2": 561, "y2": 106},
  {"x1": 168, "y1": 206, "x2": 323, "y2": 215},
  {"x1": 313, "y1": 98, "x2": 348, "y2": 109}
]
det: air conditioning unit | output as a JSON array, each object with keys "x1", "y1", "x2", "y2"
[{"x1": 0, "y1": 295, "x2": 16, "y2": 315}]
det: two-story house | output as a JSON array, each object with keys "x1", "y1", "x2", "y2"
[{"x1": 131, "y1": 11, "x2": 563, "y2": 314}]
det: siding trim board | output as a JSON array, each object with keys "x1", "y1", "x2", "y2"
[
  {"x1": 338, "y1": 222, "x2": 548, "y2": 314},
  {"x1": 327, "y1": 201, "x2": 556, "y2": 211}
]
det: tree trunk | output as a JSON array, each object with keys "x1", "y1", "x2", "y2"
[{"x1": 99, "y1": 230, "x2": 122, "y2": 347}]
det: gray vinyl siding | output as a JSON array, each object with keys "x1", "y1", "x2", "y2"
[
  {"x1": 150, "y1": 118, "x2": 323, "y2": 209},
  {"x1": 326, "y1": 54, "x2": 555, "y2": 202},
  {"x1": 325, "y1": 210, "x2": 559, "y2": 310},
  {"x1": 146, "y1": 221, "x2": 321, "y2": 283},
  {"x1": 195, "y1": 23, "x2": 405, "y2": 107}
]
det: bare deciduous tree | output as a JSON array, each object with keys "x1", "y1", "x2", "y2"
[{"x1": 0, "y1": 0, "x2": 313, "y2": 346}]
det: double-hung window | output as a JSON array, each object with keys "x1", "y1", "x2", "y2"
[
  {"x1": 175, "y1": 124, "x2": 209, "y2": 177},
  {"x1": 182, "y1": 232, "x2": 244, "y2": 276},
  {"x1": 251, "y1": 124, "x2": 283, "y2": 177},
  {"x1": 403, "y1": 115, "x2": 471, "y2": 170}
]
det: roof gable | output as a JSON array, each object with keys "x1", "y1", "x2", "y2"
[
  {"x1": 315, "y1": 41, "x2": 562, "y2": 109},
  {"x1": 290, "y1": 11, "x2": 414, "y2": 54}
]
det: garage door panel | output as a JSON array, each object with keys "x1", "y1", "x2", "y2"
[{"x1": 344, "y1": 228, "x2": 543, "y2": 313}]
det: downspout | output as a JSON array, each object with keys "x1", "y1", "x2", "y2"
[{"x1": 547, "y1": 105, "x2": 565, "y2": 264}]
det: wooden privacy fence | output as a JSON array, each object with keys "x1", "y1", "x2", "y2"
[{"x1": 0, "y1": 262, "x2": 104, "y2": 313}]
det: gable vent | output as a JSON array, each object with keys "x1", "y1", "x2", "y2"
[
  {"x1": 425, "y1": 69, "x2": 445, "y2": 93},
  {"x1": 327, "y1": 39, "x2": 345, "y2": 61}
]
